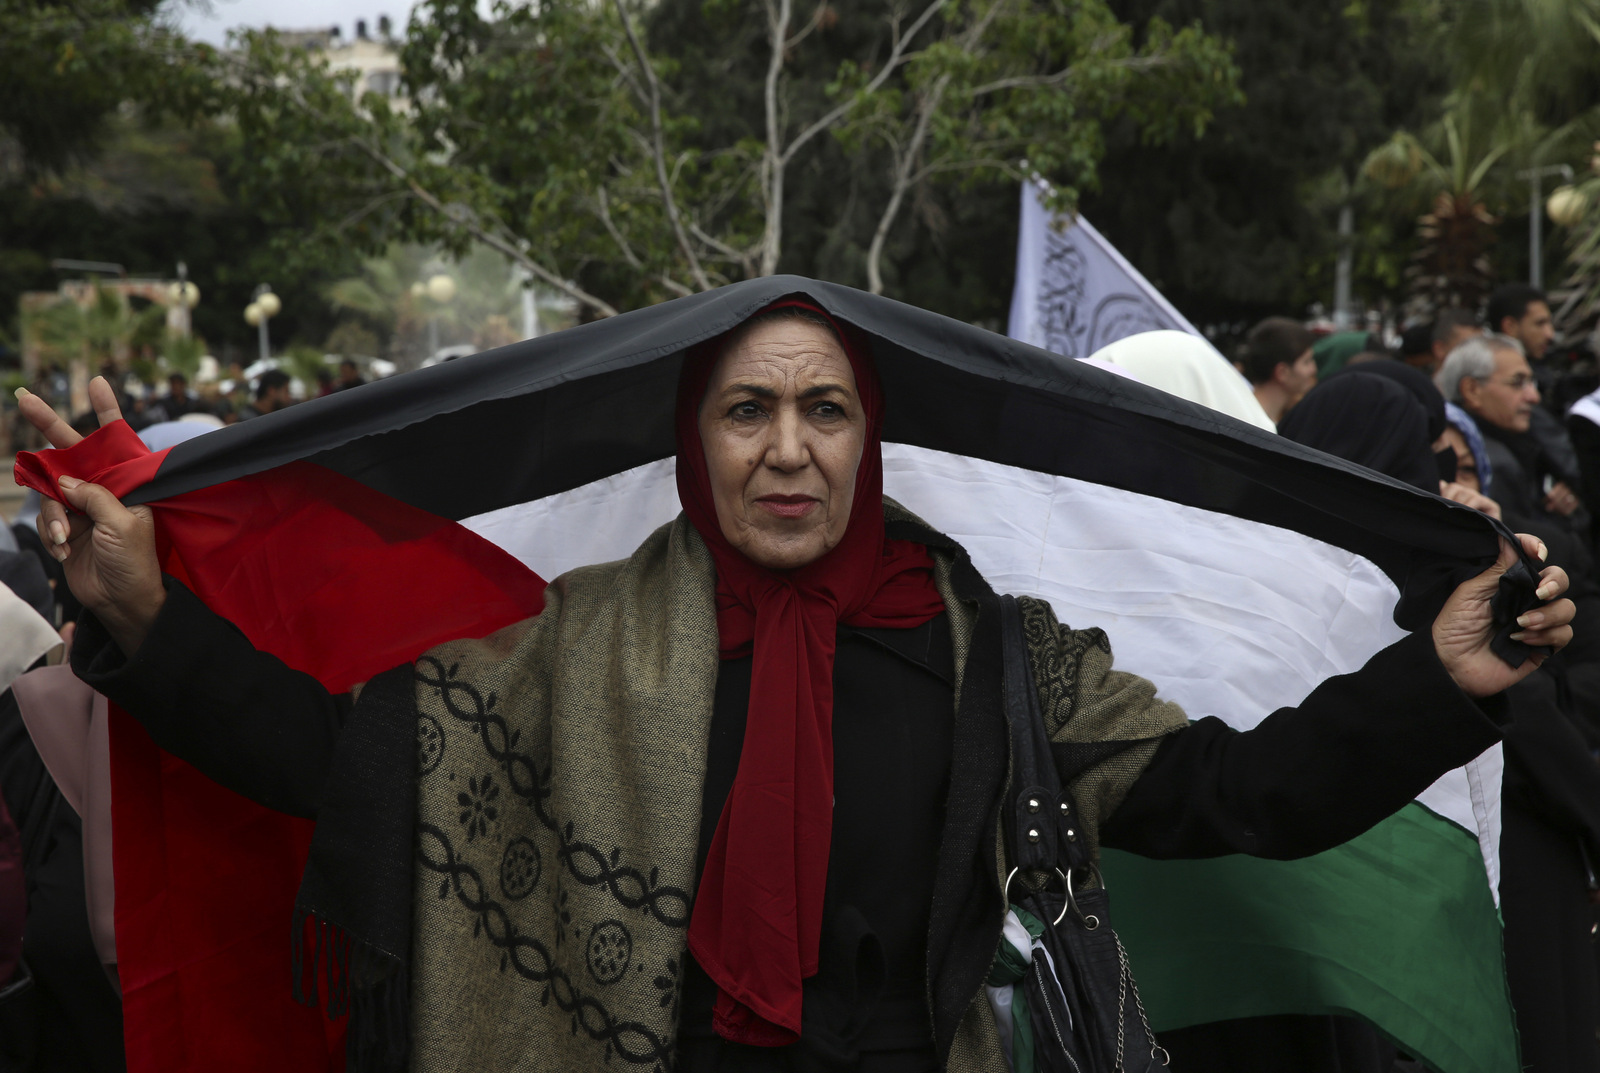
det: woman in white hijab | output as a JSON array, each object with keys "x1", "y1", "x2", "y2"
[{"x1": 1090, "y1": 329, "x2": 1277, "y2": 431}]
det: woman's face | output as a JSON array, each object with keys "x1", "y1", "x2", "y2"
[{"x1": 698, "y1": 317, "x2": 866, "y2": 570}]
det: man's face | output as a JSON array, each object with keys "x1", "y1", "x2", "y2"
[
  {"x1": 264, "y1": 385, "x2": 291, "y2": 412},
  {"x1": 1503, "y1": 300, "x2": 1554, "y2": 361},
  {"x1": 1277, "y1": 348, "x2": 1318, "y2": 404},
  {"x1": 1463, "y1": 346, "x2": 1540, "y2": 432}
]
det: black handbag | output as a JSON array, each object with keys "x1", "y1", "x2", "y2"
[{"x1": 995, "y1": 594, "x2": 1168, "y2": 1073}]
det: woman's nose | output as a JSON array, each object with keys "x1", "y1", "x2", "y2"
[{"x1": 766, "y1": 410, "x2": 809, "y2": 470}]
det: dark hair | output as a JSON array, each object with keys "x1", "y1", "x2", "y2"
[
  {"x1": 1432, "y1": 307, "x2": 1478, "y2": 345},
  {"x1": 1398, "y1": 323, "x2": 1434, "y2": 358},
  {"x1": 169, "y1": 371, "x2": 188, "y2": 384},
  {"x1": 1240, "y1": 318, "x2": 1314, "y2": 385},
  {"x1": 339, "y1": 358, "x2": 359, "y2": 371},
  {"x1": 256, "y1": 369, "x2": 290, "y2": 398},
  {"x1": 1486, "y1": 285, "x2": 1547, "y2": 332}
]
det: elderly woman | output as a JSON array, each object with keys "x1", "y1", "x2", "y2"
[{"x1": 16, "y1": 301, "x2": 1574, "y2": 1073}]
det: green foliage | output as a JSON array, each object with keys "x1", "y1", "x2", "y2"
[
  {"x1": 1079, "y1": 0, "x2": 1452, "y2": 326},
  {"x1": 180, "y1": 0, "x2": 1239, "y2": 314},
  {"x1": 24, "y1": 283, "x2": 165, "y2": 367},
  {"x1": 160, "y1": 329, "x2": 207, "y2": 380},
  {"x1": 279, "y1": 344, "x2": 331, "y2": 394}
]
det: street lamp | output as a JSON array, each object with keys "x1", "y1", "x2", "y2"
[
  {"x1": 244, "y1": 284, "x2": 281, "y2": 362},
  {"x1": 168, "y1": 261, "x2": 200, "y2": 338},
  {"x1": 1548, "y1": 185, "x2": 1589, "y2": 229},
  {"x1": 1517, "y1": 165, "x2": 1576, "y2": 289},
  {"x1": 418, "y1": 272, "x2": 457, "y2": 360}
]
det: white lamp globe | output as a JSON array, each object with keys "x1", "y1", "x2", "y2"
[
  {"x1": 426, "y1": 274, "x2": 458, "y2": 304},
  {"x1": 169, "y1": 281, "x2": 201, "y2": 308},
  {"x1": 244, "y1": 303, "x2": 263, "y2": 327},
  {"x1": 256, "y1": 291, "x2": 282, "y2": 318},
  {"x1": 1548, "y1": 186, "x2": 1589, "y2": 228}
]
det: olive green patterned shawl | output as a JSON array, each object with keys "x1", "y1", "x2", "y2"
[{"x1": 404, "y1": 502, "x2": 1187, "y2": 1072}]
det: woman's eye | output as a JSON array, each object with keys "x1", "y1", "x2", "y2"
[
  {"x1": 730, "y1": 401, "x2": 765, "y2": 419},
  {"x1": 811, "y1": 401, "x2": 844, "y2": 418}
]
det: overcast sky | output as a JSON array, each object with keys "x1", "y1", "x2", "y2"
[{"x1": 172, "y1": 0, "x2": 417, "y2": 46}]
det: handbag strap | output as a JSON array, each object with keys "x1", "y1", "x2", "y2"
[{"x1": 998, "y1": 595, "x2": 1090, "y2": 881}]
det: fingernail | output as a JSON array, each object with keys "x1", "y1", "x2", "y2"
[
  {"x1": 13, "y1": 387, "x2": 27, "y2": 400},
  {"x1": 51, "y1": 545, "x2": 66, "y2": 563},
  {"x1": 48, "y1": 520, "x2": 66, "y2": 546},
  {"x1": 1537, "y1": 581, "x2": 1558, "y2": 600},
  {"x1": 57, "y1": 475, "x2": 81, "y2": 489},
  {"x1": 1509, "y1": 631, "x2": 1527, "y2": 642},
  {"x1": 1538, "y1": 541, "x2": 1549, "y2": 562},
  {"x1": 1518, "y1": 613, "x2": 1541, "y2": 628}
]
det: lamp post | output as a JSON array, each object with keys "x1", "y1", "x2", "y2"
[
  {"x1": 168, "y1": 261, "x2": 200, "y2": 338},
  {"x1": 244, "y1": 284, "x2": 281, "y2": 362},
  {"x1": 413, "y1": 273, "x2": 457, "y2": 361},
  {"x1": 1517, "y1": 165, "x2": 1575, "y2": 288}
]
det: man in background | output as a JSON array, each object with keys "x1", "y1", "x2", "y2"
[
  {"x1": 1430, "y1": 308, "x2": 1481, "y2": 374},
  {"x1": 335, "y1": 359, "x2": 366, "y2": 392},
  {"x1": 1438, "y1": 334, "x2": 1585, "y2": 537},
  {"x1": 160, "y1": 373, "x2": 203, "y2": 421},
  {"x1": 1489, "y1": 285, "x2": 1555, "y2": 363},
  {"x1": 238, "y1": 370, "x2": 292, "y2": 422},
  {"x1": 1239, "y1": 317, "x2": 1317, "y2": 426}
]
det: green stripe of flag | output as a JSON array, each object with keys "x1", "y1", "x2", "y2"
[{"x1": 1102, "y1": 803, "x2": 1516, "y2": 1073}]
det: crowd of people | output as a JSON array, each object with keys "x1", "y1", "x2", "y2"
[
  {"x1": 0, "y1": 282, "x2": 1591, "y2": 1073},
  {"x1": 1102, "y1": 282, "x2": 1600, "y2": 1073},
  {"x1": 8, "y1": 358, "x2": 371, "y2": 457}
]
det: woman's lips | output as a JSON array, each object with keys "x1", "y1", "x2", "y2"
[{"x1": 756, "y1": 495, "x2": 820, "y2": 518}]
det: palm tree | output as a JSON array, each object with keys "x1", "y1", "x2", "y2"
[{"x1": 1363, "y1": 103, "x2": 1513, "y2": 315}]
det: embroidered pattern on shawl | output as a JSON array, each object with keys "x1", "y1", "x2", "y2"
[{"x1": 405, "y1": 504, "x2": 1187, "y2": 1072}]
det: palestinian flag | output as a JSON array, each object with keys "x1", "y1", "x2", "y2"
[{"x1": 18, "y1": 276, "x2": 1522, "y2": 1073}]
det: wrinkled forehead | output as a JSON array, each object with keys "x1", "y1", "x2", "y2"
[{"x1": 704, "y1": 318, "x2": 858, "y2": 397}]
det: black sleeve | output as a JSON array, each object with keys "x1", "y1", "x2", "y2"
[
  {"x1": 70, "y1": 577, "x2": 353, "y2": 819},
  {"x1": 1100, "y1": 631, "x2": 1509, "y2": 860}
]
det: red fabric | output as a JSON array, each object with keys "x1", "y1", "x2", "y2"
[
  {"x1": 15, "y1": 431, "x2": 546, "y2": 1073},
  {"x1": 678, "y1": 302, "x2": 945, "y2": 1044}
]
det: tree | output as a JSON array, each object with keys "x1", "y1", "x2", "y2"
[
  {"x1": 0, "y1": 0, "x2": 178, "y2": 173},
  {"x1": 1073, "y1": 0, "x2": 1451, "y2": 330},
  {"x1": 195, "y1": 0, "x2": 1239, "y2": 319}
]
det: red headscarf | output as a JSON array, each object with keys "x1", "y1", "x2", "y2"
[{"x1": 677, "y1": 301, "x2": 946, "y2": 1045}]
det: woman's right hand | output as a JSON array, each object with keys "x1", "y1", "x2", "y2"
[{"x1": 16, "y1": 376, "x2": 166, "y2": 655}]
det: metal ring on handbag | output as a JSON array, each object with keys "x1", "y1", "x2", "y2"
[
  {"x1": 1002, "y1": 866, "x2": 1072, "y2": 927},
  {"x1": 1063, "y1": 864, "x2": 1105, "y2": 930}
]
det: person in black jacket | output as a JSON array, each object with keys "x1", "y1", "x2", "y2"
[{"x1": 15, "y1": 323, "x2": 1578, "y2": 1073}]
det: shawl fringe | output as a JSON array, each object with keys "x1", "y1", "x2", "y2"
[{"x1": 291, "y1": 908, "x2": 411, "y2": 1073}]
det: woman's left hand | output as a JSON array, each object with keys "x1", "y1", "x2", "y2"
[{"x1": 1433, "y1": 533, "x2": 1574, "y2": 697}]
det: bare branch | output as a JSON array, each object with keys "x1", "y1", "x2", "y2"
[
  {"x1": 595, "y1": 186, "x2": 644, "y2": 269},
  {"x1": 758, "y1": 0, "x2": 793, "y2": 275},
  {"x1": 691, "y1": 220, "x2": 757, "y2": 277},
  {"x1": 332, "y1": 188, "x2": 412, "y2": 233},
  {"x1": 865, "y1": 0, "x2": 1008, "y2": 294},
  {"x1": 779, "y1": 0, "x2": 944, "y2": 167},
  {"x1": 784, "y1": 1, "x2": 829, "y2": 49},
  {"x1": 866, "y1": 71, "x2": 949, "y2": 294},
  {"x1": 969, "y1": 55, "x2": 1168, "y2": 97},
  {"x1": 612, "y1": 0, "x2": 714, "y2": 291}
]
